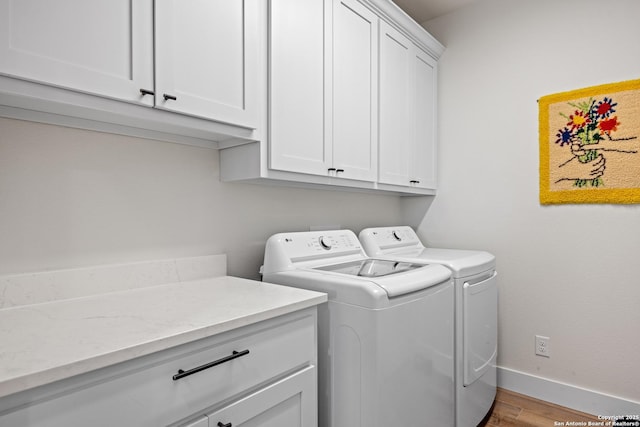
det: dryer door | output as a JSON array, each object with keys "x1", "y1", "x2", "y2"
[{"x1": 463, "y1": 271, "x2": 498, "y2": 386}]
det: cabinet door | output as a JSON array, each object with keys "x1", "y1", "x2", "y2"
[
  {"x1": 0, "y1": 0, "x2": 154, "y2": 105},
  {"x1": 207, "y1": 367, "x2": 316, "y2": 427},
  {"x1": 332, "y1": 0, "x2": 378, "y2": 182},
  {"x1": 179, "y1": 416, "x2": 209, "y2": 427},
  {"x1": 268, "y1": 0, "x2": 331, "y2": 176},
  {"x1": 411, "y1": 48, "x2": 438, "y2": 189},
  {"x1": 378, "y1": 21, "x2": 413, "y2": 186},
  {"x1": 155, "y1": 0, "x2": 258, "y2": 129}
]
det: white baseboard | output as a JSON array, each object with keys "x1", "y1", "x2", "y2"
[{"x1": 498, "y1": 366, "x2": 640, "y2": 417}]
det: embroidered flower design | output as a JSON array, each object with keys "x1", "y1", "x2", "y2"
[
  {"x1": 555, "y1": 127, "x2": 574, "y2": 146},
  {"x1": 555, "y1": 96, "x2": 632, "y2": 188},
  {"x1": 594, "y1": 97, "x2": 617, "y2": 118},
  {"x1": 567, "y1": 110, "x2": 590, "y2": 130},
  {"x1": 598, "y1": 116, "x2": 619, "y2": 135}
]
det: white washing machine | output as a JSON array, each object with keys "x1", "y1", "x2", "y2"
[
  {"x1": 261, "y1": 230, "x2": 455, "y2": 427},
  {"x1": 359, "y1": 226, "x2": 497, "y2": 427}
]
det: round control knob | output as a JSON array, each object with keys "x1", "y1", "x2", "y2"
[
  {"x1": 319, "y1": 236, "x2": 332, "y2": 250},
  {"x1": 392, "y1": 231, "x2": 402, "y2": 241}
]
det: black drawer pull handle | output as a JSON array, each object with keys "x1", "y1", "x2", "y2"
[
  {"x1": 163, "y1": 94, "x2": 177, "y2": 101},
  {"x1": 218, "y1": 423, "x2": 232, "y2": 427},
  {"x1": 139, "y1": 88, "x2": 155, "y2": 96},
  {"x1": 172, "y1": 349, "x2": 250, "y2": 381},
  {"x1": 327, "y1": 168, "x2": 336, "y2": 172},
  {"x1": 410, "y1": 180, "x2": 420, "y2": 184},
  {"x1": 336, "y1": 169, "x2": 344, "y2": 173}
]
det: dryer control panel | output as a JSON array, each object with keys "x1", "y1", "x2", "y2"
[{"x1": 359, "y1": 226, "x2": 423, "y2": 255}]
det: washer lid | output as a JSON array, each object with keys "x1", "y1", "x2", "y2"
[
  {"x1": 315, "y1": 258, "x2": 423, "y2": 277},
  {"x1": 394, "y1": 248, "x2": 495, "y2": 278},
  {"x1": 314, "y1": 259, "x2": 451, "y2": 297}
]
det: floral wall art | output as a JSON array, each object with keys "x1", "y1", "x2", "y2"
[{"x1": 539, "y1": 79, "x2": 640, "y2": 204}]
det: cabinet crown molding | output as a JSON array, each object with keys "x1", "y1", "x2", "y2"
[{"x1": 361, "y1": 0, "x2": 445, "y2": 59}]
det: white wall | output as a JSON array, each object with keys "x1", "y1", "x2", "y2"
[
  {"x1": 0, "y1": 117, "x2": 403, "y2": 280},
  {"x1": 411, "y1": 0, "x2": 640, "y2": 404}
]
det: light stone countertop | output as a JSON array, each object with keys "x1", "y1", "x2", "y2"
[{"x1": 0, "y1": 276, "x2": 327, "y2": 399}]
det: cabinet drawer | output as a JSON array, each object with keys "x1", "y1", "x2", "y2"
[
  {"x1": 0, "y1": 312, "x2": 316, "y2": 427},
  {"x1": 205, "y1": 366, "x2": 316, "y2": 427}
]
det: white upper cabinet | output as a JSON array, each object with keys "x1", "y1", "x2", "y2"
[
  {"x1": 412, "y1": 48, "x2": 438, "y2": 189},
  {"x1": 221, "y1": 0, "x2": 444, "y2": 194},
  {"x1": 0, "y1": 0, "x2": 154, "y2": 106},
  {"x1": 155, "y1": 0, "x2": 258, "y2": 129},
  {"x1": 0, "y1": 0, "x2": 260, "y2": 143},
  {"x1": 331, "y1": 0, "x2": 378, "y2": 182},
  {"x1": 269, "y1": 0, "x2": 329, "y2": 176},
  {"x1": 269, "y1": 0, "x2": 378, "y2": 182},
  {"x1": 379, "y1": 20, "x2": 439, "y2": 190},
  {"x1": 378, "y1": 21, "x2": 414, "y2": 187}
]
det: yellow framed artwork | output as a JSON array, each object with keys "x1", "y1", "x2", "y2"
[{"x1": 539, "y1": 79, "x2": 640, "y2": 204}]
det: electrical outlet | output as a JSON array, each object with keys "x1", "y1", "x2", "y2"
[{"x1": 535, "y1": 335, "x2": 550, "y2": 357}]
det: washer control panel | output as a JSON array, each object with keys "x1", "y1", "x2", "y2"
[{"x1": 279, "y1": 230, "x2": 362, "y2": 260}]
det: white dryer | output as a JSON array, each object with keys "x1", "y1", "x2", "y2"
[
  {"x1": 359, "y1": 226, "x2": 497, "y2": 427},
  {"x1": 262, "y1": 230, "x2": 455, "y2": 427}
]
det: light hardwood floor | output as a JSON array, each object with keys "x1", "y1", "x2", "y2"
[{"x1": 478, "y1": 388, "x2": 601, "y2": 426}]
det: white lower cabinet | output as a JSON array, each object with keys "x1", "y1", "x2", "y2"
[
  {"x1": 0, "y1": 309, "x2": 318, "y2": 427},
  {"x1": 180, "y1": 417, "x2": 209, "y2": 427},
  {"x1": 204, "y1": 367, "x2": 315, "y2": 427}
]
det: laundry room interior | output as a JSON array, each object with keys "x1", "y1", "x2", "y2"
[{"x1": 1, "y1": 0, "x2": 639, "y2": 426}]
